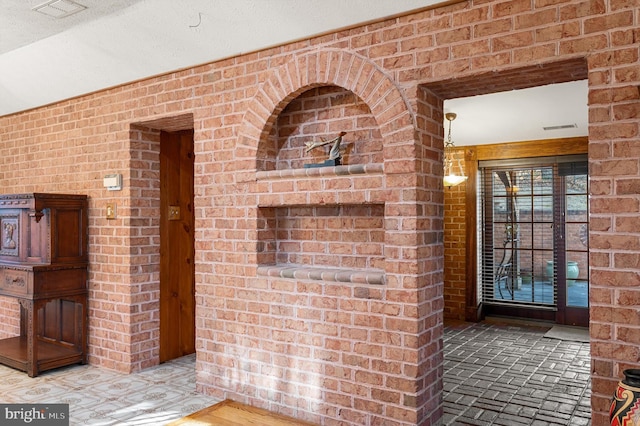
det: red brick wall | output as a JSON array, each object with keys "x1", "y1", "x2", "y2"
[
  {"x1": 414, "y1": 85, "x2": 446, "y2": 425},
  {"x1": 444, "y1": 148, "x2": 467, "y2": 321},
  {"x1": 0, "y1": 0, "x2": 637, "y2": 424},
  {"x1": 0, "y1": 299, "x2": 19, "y2": 338},
  {"x1": 260, "y1": 205, "x2": 386, "y2": 269}
]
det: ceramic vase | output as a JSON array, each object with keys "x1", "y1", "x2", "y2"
[
  {"x1": 545, "y1": 260, "x2": 580, "y2": 286},
  {"x1": 566, "y1": 261, "x2": 579, "y2": 286},
  {"x1": 610, "y1": 369, "x2": 640, "y2": 425}
]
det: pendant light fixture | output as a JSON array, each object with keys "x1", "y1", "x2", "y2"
[{"x1": 443, "y1": 112, "x2": 468, "y2": 188}]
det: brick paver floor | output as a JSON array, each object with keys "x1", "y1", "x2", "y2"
[{"x1": 444, "y1": 321, "x2": 591, "y2": 425}]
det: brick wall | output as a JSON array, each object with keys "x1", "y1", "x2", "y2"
[
  {"x1": 0, "y1": 299, "x2": 19, "y2": 338},
  {"x1": 260, "y1": 204, "x2": 386, "y2": 269},
  {"x1": 0, "y1": 0, "x2": 637, "y2": 424},
  {"x1": 444, "y1": 148, "x2": 467, "y2": 321}
]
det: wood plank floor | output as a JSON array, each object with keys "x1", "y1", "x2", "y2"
[{"x1": 166, "y1": 399, "x2": 317, "y2": 426}]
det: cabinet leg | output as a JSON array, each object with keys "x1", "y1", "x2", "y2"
[{"x1": 20, "y1": 299, "x2": 38, "y2": 377}]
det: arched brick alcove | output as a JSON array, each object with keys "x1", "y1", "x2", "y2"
[{"x1": 235, "y1": 49, "x2": 415, "y2": 172}]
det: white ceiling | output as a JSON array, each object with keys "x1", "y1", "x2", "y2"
[
  {"x1": 0, "y1": 0, "x2": 588, "y2": 145},
  {"x1": 445, "y1": 80, "x2": 588, "y2": 146}
]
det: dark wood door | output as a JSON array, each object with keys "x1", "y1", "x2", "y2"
[{"x1": 159, "y1": 129, "x2": 195, "y2": 362}]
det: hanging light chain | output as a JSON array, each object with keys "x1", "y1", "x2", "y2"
[
  {"x1": 444, "y1": 112, "x2": 457, "y2": 175},
  {"x1": 443, "y1": 112, "x2": 468, "y2": 188},
  {"x1": 445, "y1": 113, "x2": 455, "y2": 149}
]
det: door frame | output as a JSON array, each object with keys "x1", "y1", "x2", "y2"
[{"x1": 463, "y1": 137, "x2": 588, "y2": 323}]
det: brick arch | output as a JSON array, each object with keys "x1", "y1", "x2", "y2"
[{"x1": 236, "y1": 49, "x2": 414, "y2": 171}]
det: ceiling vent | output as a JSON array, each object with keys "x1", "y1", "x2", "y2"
[
  {"x1": 33, "y1": 0, "x2": 87, "y2": 19},
  {"x1": 543, "y1": 124, "x2": 578, "y2": 131}
]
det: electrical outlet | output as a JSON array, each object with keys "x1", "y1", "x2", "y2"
[{"x1": 168, "y1": 205, "x2": 181, "y2": 220}]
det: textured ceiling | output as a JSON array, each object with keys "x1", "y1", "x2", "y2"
[
  {"x1": 0, "y1": 0, "x2": 444, "y2": 117},
  {"x1": 0, "y1": 0, "x2": 588, "y2": 145},
  {"x1": 0, "y1": 0, "x2": 146, "y2": 54}
]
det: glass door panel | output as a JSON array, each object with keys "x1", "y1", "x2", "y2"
[
  {"x1": 486, "y1": 167, "x2": 556, "y2": 307},
  {"x1": 481, "y1": 159, "x2": 589, "y2": 326},
  {"x1": 563, "y1": 172, "x2": 589, "y2": 317}
]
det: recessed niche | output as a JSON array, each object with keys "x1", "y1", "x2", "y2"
[
  {"x1": 257, "y1": 204, "x2": 385, "y2": 273},
  {"x1": 258, "y1": 85, "x2": 384, "y2": 172}
]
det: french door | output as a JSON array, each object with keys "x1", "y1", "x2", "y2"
[{"x1": 480, "y1": 156, "x2": 589, "y2": 326}]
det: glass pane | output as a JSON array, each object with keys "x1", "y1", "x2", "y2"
[
  {"x1": 566, "y1": 256, "x2": 588, "y2": 307},
  {"x1": 533, "y1": 279, "x2": 555, "y2": 304},
  {"x1": 539, "y1": 256, "x2": 557, "y2": 305},
  {"x1": 567, "y1": 251, "x2": 588, "y2": 281},
  {"x1": 566, "y1": 194, "x2": 588, "y2": 222},
  {"x1": 533, "y1": 195, "x2": 553, "y2": 222},
  {"x1": 567, "y1": 280, "x2": 588, "y2": 307},
  {"x1": 533, "y1": 168, "x2": 553, "y2": 195},
  {"x1": 493, "y1": 196, "x2": 508, "y2": 216},
  {"x1": 534, "y1": 250, "x2": 554, "y2": 284},
  {"x1": 565, "y1": 173, "x2": 588, "y2": 308},
  {"x1": 517, "y1": 223, "x2": 533, "y2": 249},
  {"x1": 514, "y1": 195, "x2": 533, "y2": 216},
  {"x1": 566, "y1": 223, "x2": 589, "y2": 251},
  {"x1": 565, "y1": 174, "x2": 587, "y2": 194},
  {"x1": 493, "y1": 225, "x2": 512, "y2": 247},
  {"x1": 493, "y1": 172, "x2": 508, "y2": 196},
  {"x1": 532, "y1": 223, "x2": 554, "y2": 250},
  {"x1": 513, "y1": 169, "x2": 532, "y2": 195}
]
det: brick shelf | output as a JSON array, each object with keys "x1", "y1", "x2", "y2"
[
  {"x1": 255, "y1": 163, "x2": 383, "y2": 180},
  {"x1": 257, "y1": 264, "x2": 385, "y2": 285}
]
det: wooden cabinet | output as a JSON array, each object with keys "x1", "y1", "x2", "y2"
[{"x1": 0, "y1": 193, "x2": 88, "y2": 377}]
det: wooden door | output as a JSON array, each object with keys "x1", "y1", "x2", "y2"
[{"x1": 159, "y1": 130, "x2": 195, "y2": 362}]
